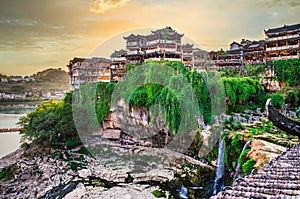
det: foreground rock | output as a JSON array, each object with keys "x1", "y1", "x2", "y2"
[
  {"x1": 65, "y1": 183, "x2": 161, "y2": 199},
  {"x1": 0, "y1": 145, "x2": 214, "y2": 198}
]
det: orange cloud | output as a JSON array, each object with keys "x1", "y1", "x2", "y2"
[{"x1": 90, "y1": 0, "x2": 130, "y2": 13}]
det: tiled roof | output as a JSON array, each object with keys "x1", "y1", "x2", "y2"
[
  {"x1": 110, "y1": 49, "x2": 127, "y2": 57},
  {"x1": 227, "y1": 49, "x2": 242, "y2": 55},
  {"x1": 265, "y1": 23, "x2": 300, "y2": 35},
  {"x1": 151, "y1": 26, "x2": 184, "y2": 37},
  {"x1": 182, "y1": 43, "x2": 194, "y2": 49},
  {"x1": 243, "y1": 41, "x2": 265, "y2": 49}
]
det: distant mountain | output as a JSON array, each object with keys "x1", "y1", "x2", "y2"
[
  {"x1": 0, "y1": 68, "x2": 70, "y2": 98},
  {"x1": 33, "y1": 68, "x2": 69, "y2": 84}
]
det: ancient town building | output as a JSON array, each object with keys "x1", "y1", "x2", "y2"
[
  {"x1": 123, "y1": 34, "x2": 145, "y2": 64},
  {"x1": 67, "y1": 57, "x2": 111, "y2": 90},
  {"x1": 243, "y1": 40, "x2": 265, "y2": 65},
  {"x1": 213, "y1": 42, "x2": 243, "y2": 70},
  {"x1": 144, "y1": 26, "x2": 183, "y2": 62},
  {"x1": 265, "y1": 23, "x2": 300, "y2": 61}
]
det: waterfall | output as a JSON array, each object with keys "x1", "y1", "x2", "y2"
[
  {"x1": 212, "y1": 137, "x2": 225, "y2": 196},
  {"x1": 234, "y1": 140, "x2": 251, "y2": 179}
]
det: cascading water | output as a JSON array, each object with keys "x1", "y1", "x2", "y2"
[
  {"x1": 212, "y1": 137, "x2": 225, "y2": 196},
  {"x1": 233, "y1": 140, "x2": 251, "y2": 179}
]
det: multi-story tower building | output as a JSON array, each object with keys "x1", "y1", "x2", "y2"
[
  {"x1": 265, "y1": 23, "x2": 300, "y2": 61},
  {"x1": 144, "y1": 27, "x2": 183, "y2": 61},
  {"x1": 123, "y1": 27, "x2": 184, "y2": 62},
  {"x1": 123, "y1": 34, "x2": 145, "y2": 64},
  {"x1": 67, "y1": 57, "x2": 111, "y2": 90}
]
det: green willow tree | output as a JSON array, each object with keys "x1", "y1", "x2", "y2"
[{"x1": 19, "y1": 60, "x2": 267, "y2": 148}]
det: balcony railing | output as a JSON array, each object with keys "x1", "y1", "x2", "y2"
[
  {"x1": 127, "y1": 50, "x2": 139, "y2": 55},
  {"x1": 144, "y1": 57, "x2": 161, "y2": 61},
  {"x1": 146, "y1": 49, "x2": 159, "y2": 54},
  {"x1": 266, "y1": 44, "x2": 299, "y2": 52},
  {"x1": 266, "y1": 34, "x2": 299, "y2": 41},
  {"x1": 267, "y1": 55, "x2": 299, "y2": 61},
  {"x1": 111, "y1": 57, "x2": 126, "y2": 62}
]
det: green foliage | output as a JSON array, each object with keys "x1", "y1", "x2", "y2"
[
  {"x1": 51, "y1": 151, "x2": 62, "y2": 159},
  {"x1": 245, "y1": 64, "x2": 266, "y2": 78},
  {"x1": 0, "y1": 164, "x2": 17, "y2": 181},
  {"x1": 95, "y1": 82, "x2": 116, "y2": 123},
  {"x1": 231, "y1": 134, "x2": 242, "y2": 154},
  {"x1": 232, "y1": 121, "x2": 245, "y2": 131},
  {"x1": 242, "y1": 158, "x2": 256, "y2": 175},
  {"x1": 220, "y1": 69, "x2": 242, "y2": 78},
  {"x1": 269, "y1": 93, "x2": 285, "y2": 109},
  {"x1": 286, "y1": 90, "x2": 299, "y2": 107},
  {"x1": 118, "y1": 60, "x2": 214, "y2": 133},
  {"x1": 19, "y1": 92, "x2": 80, "y2": 148},
  {"x1": 237, "y1": 148, "x2": 250, "y2": 164},
  {"x1": 152, "y1": 190, "x2": 166, "y2": 198},
  {"x1": 69, "y1": 161, "x2": 84, "y2": 171},
  {"x1": 223, "y1": 77, "x2": 263, "y2": 111},
  {"x1": 225, "y1": 118, "x2": 245, "y2": 131},
  {"x1": 20, "y1": 142, "x2": 30, "y2": 151},
  {"x1": 66, "y1": 139, "x2": 77, "y2": 149},
  {"x1": 269, "y1": 59, "x2": 300, "y2": 86},
  {"x1": 244, "y1": 114, "x2": 249, "y2": 121}
]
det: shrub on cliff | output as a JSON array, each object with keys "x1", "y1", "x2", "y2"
[
  {"x1": 269, "y1": 93, "x2": 285, "y2": 109},
  {"x1": 242, "y1": 158, "x2": 256, "y2": 175}
]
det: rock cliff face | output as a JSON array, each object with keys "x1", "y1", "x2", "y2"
[{"x1": 94, "y1": 98, "x2": 170, "y2": 147}]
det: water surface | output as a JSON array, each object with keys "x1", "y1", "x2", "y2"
[{"x1": 0, "y1": 109, "x2": 34, "y2": 158}]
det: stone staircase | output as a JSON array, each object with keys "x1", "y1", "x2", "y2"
[{"x1": 211, "y1": 144, "x2": 300, "y2": 199}]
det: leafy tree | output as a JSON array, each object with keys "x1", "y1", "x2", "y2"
[
  {"x1": 19, "y1": 93, "x2": 80, "y2": 148},
  {"x1": 245, "y1": 64, "x2": 266, "y2": 78}
]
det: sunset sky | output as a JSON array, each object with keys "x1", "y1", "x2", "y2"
[{"x1": 0, "y1": 0, "x2": 299, "y2": 75}]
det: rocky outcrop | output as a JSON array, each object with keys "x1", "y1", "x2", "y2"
[
  {"x1": 92, "y1": 98, "x2": 170, "y2": 147},
  {"x1": 0, "y1": 146, "x2": 213, "y2": 198},
  {"x1": 64, "y1": 183, "x2": 162, "y2": 199},
  {"x1": 248, "y1": 139, "x2": 286, "y2": 167}
]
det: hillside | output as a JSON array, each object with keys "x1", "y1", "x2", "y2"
[{"x1": 0, "y1": 68, "x2": 69, "y2": 99}]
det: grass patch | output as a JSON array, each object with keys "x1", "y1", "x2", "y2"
[{"x1": 152, "y1": 190, "x2": 166, "y2": 198}]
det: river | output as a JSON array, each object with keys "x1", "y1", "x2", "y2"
[{"x1": 0, "y1": 108, "x2": 35, "y2": 158}]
